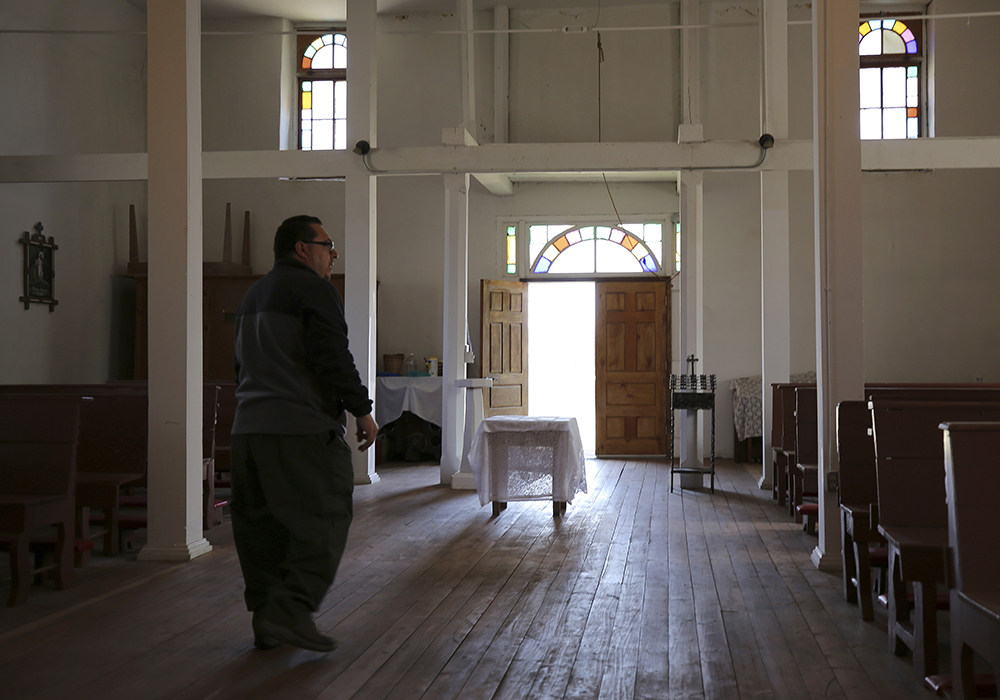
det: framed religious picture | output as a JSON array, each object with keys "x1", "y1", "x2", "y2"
[{"x1": 20, "y1": 222, "x2": 59, "y2": 311}]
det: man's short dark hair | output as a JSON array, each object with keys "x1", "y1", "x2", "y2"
[{"x1": 273, "y1": 215, "x2": 323, "y2": 259}]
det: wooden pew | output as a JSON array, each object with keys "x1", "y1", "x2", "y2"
[
  {"x1": 836, "y1": 399, "x2": 886, "y2": 621},
  {"x1": 0, "y1": 383, "x2": 225, "y2": 552},
  {"x1": 117, "y1": 384, "x2": 225, "y2": 544},
  {"x1": 871, "y1": 399, "x2": 1000, "y2": 679},
  {"x1": 213, "y1": 382, "x2": 237, "y2": 489},
  {"x1": 833, "y1": 385, "x2": 1000, "y2": 618},
  {"x1": 770, "y1": 383, "x2": 812, "y2": 507},
  {"x1": 939, "y1": 421, "x2": 1000, "y2": 700},
  {"x1": 0, "y1": 396, "x2": 81, "y2": 606},
  {"x1": 792, "y1": 386, "x2": 819, "y2": 530},
  {"x1": 76, "y1": 394, "x2": 148, "y2": 556}
]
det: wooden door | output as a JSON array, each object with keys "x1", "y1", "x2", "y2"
[
  {"x1": 480, "y1": 279, "x2": 528, "y2": 416},
  {"x1": 595, "y1": 279, "x2": 670, "y2": 456}
]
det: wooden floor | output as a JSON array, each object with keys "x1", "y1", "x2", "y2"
[{"x1": 1, "y1": 458, "x2": 938, "y2": 700}]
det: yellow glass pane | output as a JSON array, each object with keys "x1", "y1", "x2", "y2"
[
  {"x1": 506, "y1": 236, "x2": 516, "y2": 265},
  {"x1": 859, "y1": 22, "x2": 871, "y2": 37},
  {"x1": 302, "y1": 92, "x2": 312, "y2": 110}
]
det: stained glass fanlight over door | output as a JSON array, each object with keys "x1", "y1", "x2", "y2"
[
  {"x1": 528, "y1": 224, "x2": 662, "y2": 275},
  {"x1": 859, "y1": 19, "x2": 920, "y2": 140}
]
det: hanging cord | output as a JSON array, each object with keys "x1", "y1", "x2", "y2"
[{"x1": 596, "y1": 31, "x2": 624, "y2": 228}]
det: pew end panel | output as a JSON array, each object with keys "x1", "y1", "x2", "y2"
[
  {"x1": 0, "y1": 396, "x2": 82, "y2": 606},
  {"x1": 871, "y1": 400, "x2": 1000, "y2": 679},
  {"x1": 942, "y1": 421, "x2": 1000, "y2": 700}
]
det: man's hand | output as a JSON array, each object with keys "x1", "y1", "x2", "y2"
[{"x1": 355, "y1": 413, "x2": 379, "y2": 451}]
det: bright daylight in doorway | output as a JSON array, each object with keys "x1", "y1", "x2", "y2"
[{"x1": 528, "y1": 282, "x2": 596, "y2": 454}]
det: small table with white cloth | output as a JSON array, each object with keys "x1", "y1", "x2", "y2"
[
  {"x1": 375, "y1": 376, "x2": 442, "y2": 427},
  {"x1": 468, "y1": 415, "x2": 587, "y2": 517}
]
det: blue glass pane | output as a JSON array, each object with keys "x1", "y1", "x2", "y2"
[
  {"x1": 534, "y1": 258, "x2": 551, "y2": 273},
  {"x1": 640, "y1": 255, "x2": 658, "y2": 273},
  {"x1": 905, "y1": 40, "x2": 917, "y2": 54}
]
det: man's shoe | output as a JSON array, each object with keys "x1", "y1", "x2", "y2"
[
  {"x1": 253, "y1": 614, "x2": 336, "y2": 653},
  {"x1": 252, "y1": 611, "x2": 283, "y2": 650}
]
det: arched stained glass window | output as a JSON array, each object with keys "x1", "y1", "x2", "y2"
[
  {"x1": 299, "y1": 32, "x2": 347, "y2": 151},
  {"x1": 528, "y1": 223, "x2": 662, "y2": 275},
  {"x1": 859, "y1": 18, "x2": 922, "y2": 140}
]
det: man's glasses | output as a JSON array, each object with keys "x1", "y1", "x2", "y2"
[{"x1": 302, "y1": 239, "x2": 335, "y2": 251}]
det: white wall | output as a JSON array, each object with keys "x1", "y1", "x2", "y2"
[
  {"x1": 6, "y1": 0, "x2": 1000, "y2": 457},
  {"x1": 0, "y1": 1, "x2": 147, "y2": 383}
]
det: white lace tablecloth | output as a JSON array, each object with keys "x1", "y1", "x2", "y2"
[
  {"x1": 468, "y1": 416, "x2": 587, "y2": 506},
  {"x1": 731, "y1": 375, "x2": 763, "y2": 441},
  {"x1": 730, "y1": 371, "x2": 817, "y2": 441},
  {"x1": 375, "y1": 376, "x2": 442, "y2": 427}
]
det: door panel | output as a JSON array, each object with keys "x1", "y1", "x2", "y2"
[
  {"x1": 480, "y1": 279, "x2": 528, "y2": 417},
  {"x1": 596, "y1": 279, "x2": 670, "y2": 456}
]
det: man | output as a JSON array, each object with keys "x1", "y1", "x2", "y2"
[{"x1": 230, "y1": 214, "x2": 378, "y2": 653}]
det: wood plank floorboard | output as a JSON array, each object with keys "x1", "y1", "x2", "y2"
[{"x1": 0, "y1": 459, "x2": 938, "y2": 700}]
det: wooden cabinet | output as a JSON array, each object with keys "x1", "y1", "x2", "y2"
[{"x1": 132, "y1": 273, "x2": 345, "y2": 381}]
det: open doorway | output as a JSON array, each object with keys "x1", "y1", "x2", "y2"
[{"x1": 527, "y1": 281, "x2": 596, "y2": 453}]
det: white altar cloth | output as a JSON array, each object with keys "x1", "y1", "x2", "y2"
[
  {"x1": 375, "y1": 376, "x2": 442, "y2": 427},
  {"x1": 468, "y1": 416, "x2": 587, "y2": 507}
]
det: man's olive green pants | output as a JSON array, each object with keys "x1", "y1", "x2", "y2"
[{"x1": 230, "y1": 431, "x2": 354, "y2": 627}]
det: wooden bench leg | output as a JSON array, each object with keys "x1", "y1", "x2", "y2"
[
  {"x1": 842, "y1": 512, "x2": 858, "y2": 605},
  {"x1": 887, "y1": 547, "x2": 911, "y2": 657},
  {"x1": 553, "y1": 501, "x2": 566, "y2": 517},
  {"x1": 492, "y1": 501, "x2": 507, "y2": 517},
  {"x1": 7, "y1": 535, "x2": 31, "y2": 607},
  {"x1": 104, "y1": 506, "x2": 120, "y2": 556},
  {"x1": 790, "y1": 470, "x2": 802, "y2": 519},
  {"x1": 775, "y1": 454, "x2": 787, "y2": 506},
  {"x1": 912, "y1": 580, "x2": 939, "y2": 678},
  {"x1": 53, "y1": 521, "x2": 72, "y2": 590},
  {"x1": 75, "y1": 506, "x2": 91, "y2": 567},
  {"x1": 854, "y1": 540, "x2": 876, "y2": 622}
]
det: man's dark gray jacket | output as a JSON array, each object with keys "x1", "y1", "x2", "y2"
[{"x1": 232, "y1": 258, "x2": 373, "y2": 437}]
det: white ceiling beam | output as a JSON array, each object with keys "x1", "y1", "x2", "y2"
[{"x1": 3, "y1": 137, "x2": 1000, "y2": 183}]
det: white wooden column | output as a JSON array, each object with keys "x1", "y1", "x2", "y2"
[
  {"x1": 459, "y1": 0, "x2": 476, "y2": 137},
  {"x1": 811, "y1": 0, "x2": 864, "y2": 571},
  {"x1": 678, "y1": 171, "x2": 706, "y2": 484},
  {"x1": 678, "y1": 0, "x2": 704, "y2": 143},
  {"x1": 346, "y1": 0, "x2": 379, "y2": 484},
  {"x1": 493, "y1": 6, "x2": 509, "y2": 144},
  {"x1": 441, "y1": 145, "x2": 471, "y2": 486},
  {"x1": 139, "y1": 0, "x2": 211, "y2": 562},
  {"x1": 760, "y1": 0, "x2": 791, "y2": 490}
]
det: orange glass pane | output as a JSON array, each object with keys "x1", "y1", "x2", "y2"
[
  {"x1": 622, "y1": 235, "x2": 637, "y2": 250},
  {"x1": 553, "y1": 235, "x2": 569, "y2": 252},
  {"x1": 907, "y1": 107, "x2": 917, "y2": 118},
  {"x1": 302, "y1": 57, "x2": 311, "y2": 69}
]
